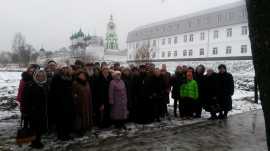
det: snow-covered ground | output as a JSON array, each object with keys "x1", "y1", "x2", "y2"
[{"x1": 0, "y1": 61, "x2": 263, "y2": 150}]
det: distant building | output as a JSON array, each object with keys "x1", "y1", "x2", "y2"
[
  {"x1": 127, "y1": 1, "x2": 251, "y2": 63},
  {"x1": 70, "y1": 29, "x2": 103, "y2": 59}
]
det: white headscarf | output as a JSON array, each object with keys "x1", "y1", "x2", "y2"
[{"x1": 33, "y1": 70, "x2": 47, "y2": 86}]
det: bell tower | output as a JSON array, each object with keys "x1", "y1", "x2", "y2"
[{"x1": 105, "y1": 15, "x2": 119, "y2": 50}]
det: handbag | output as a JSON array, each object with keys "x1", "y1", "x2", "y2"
[{"x1": 16, "y1": 115, "x2": 36, "y2": 145}]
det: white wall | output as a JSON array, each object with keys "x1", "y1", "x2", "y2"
[{"x1": 127, "y1": 23, "x2": 251, "y2": 61}]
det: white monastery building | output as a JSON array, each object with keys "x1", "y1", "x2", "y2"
[{"x1": 126, "y1": 1, "x2": 251, "y2": 62}]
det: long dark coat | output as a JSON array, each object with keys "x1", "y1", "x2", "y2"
[
  {"x1": 203, "y1": 73, "x2": 220, "y2": 112},
  {"x1": 171, "y1": 72, "x2": 185, "y2": 100},
  {"x1": 138, "y1": 73, "x2": 157, "y2": 124},
  {"x1": 72, "y1": 80, "x2": 93, "y2": 131},
  {"x1": 50, "y1": 73, "x2": 74, "y2": 136},
  {"x1": 217, "y1": 72, "x2": 234, "y2": 111},
  {"x1": 22, "y1": 81, "x2": 49, "y2": 135},
  {"x1": 95, "y1": 75, "x2": 112, "y2": 127}
]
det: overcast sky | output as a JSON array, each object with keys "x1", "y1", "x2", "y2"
[{"x1": 0, "y1": 0, "x2": 242, "y2": 51}]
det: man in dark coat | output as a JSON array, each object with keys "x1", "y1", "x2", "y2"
[
  {"x1": 160, "y1": 64, "x2": 171, "y2": 118},
  {"x1": 137, "y1": 64, "x2": 156, "y2": 124},
  {"x1": 171, "y1": 65, "x2": 185, "y2": 117},
  {"x1": 130, "y1": 67, "x2": 143, "y2": 123},
  {"x1": 95, "y1": 66, "x2": 112, "y2": 128},
  {"x1": 217, "y1": 64, "x2": 234, "y2": 119}
]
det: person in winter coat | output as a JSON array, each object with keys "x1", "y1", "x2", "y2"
[
  {"x1": 180, "y1": 70, "x2": 199, "y2": 119},
  {"x1": 109, "y1": 71, "x2": 128, "y2": 129},
  {"x1": 72, "y1": 70, "x2": 93, "y2": 136},
  {"x1": 217, "y1": 64, "x2": 234, "y2": 119},
  {"x1": 17, "y1": 64, "x2": 40, "y2": 127},
  {"x1": 130, "y1": 67, "x2": 142, "y2": 123},
  {"x1": 95, "y1": 66, "x2": 112, "y2": 128},
  {"x1": 50, "y1": 66, "x2": 74, "y2": 140},
  {"x1": 137, "y1": 64, "x2": 155, "y2": 124},
  {"x1": 194, "y1": 65, "x2": 206, "y2": 118},
  {"x1": 46, "y1": 60, "x2": 58, "y2": 131},
  {"x1": 121, "y1": 68, "x2": 134, "y2": 121},
  {"x1": 22, "y1": 70, "x2": 48, "y2": 149},
  {"x1": 152, "y1": 68, "x2": 164, "y2": 122},
  {"x1": 203, "y1": 69, "x2": 220, "y2": 120},
  {"x1": 171, "y1": 65, "x2": 185, "y2": 117},
  {"x1": 160, "y1": 64, "x2": 171, "y2": 117}
]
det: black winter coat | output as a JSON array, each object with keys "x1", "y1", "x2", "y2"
[
  {"x1": 50, "y1": 74, "x2": 74, "y2": 120},
  {"x1": 203, "y1": 73, "x2": 219, "y2": 112},
  {"x1": 217, "y1": 72, "x2": 234, "y2": 111},
  {"x1": 22, "y1": 81, "x2": 49, "y2": 131},
  {"x1": 171, "y1": 73, "x2": 185, "y2": 100}
]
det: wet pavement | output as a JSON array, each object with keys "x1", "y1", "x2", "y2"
[{"x1": 69, "y1": 110, "x2": 267, "y2": 151}]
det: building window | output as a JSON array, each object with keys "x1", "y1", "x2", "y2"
[
  {"x1": 199, "y1": 48, "x2": 204, "y2": 56},
  {"x1": 152, "y1": 52, "x2": 156, "y2": 58},
  {"x1": 227, "y1": 28, "x2": 232, "y2": 37},
  {"x1": 217, "y1": 15, "x2": 222, "y2": 24},
  {"x1": 188, "y1": 49, "x2": 193, "y2": 56},
  {"x1": 241, "y1": 45, "x2": 247, "y2": 53},
  {"x1": 183, "y1": 50, "x2": 187, "y2": 56},
  {"x1": 213, "y1": 47, "x2": 218, "y2": 55},
  {"x1": 188, "y1": 21, "x2": 192, "y2": 28},
  {"x1": 174, "y1": 37, "x2": 178, "y2": 44},
  {"x1": 129, "y1": 54, "x2": 132, "y2": 59},
  {"x1": 136, "y1": 43, "x2": 139, "y2": 49},
  {"x1": 174, "y1": 51, "x2": 177, "y2": 57},
  {"x1": 168, "y1": 51, "x2": 171, "y2": 57},
  {"x1": 162, "y1": 39, "x2": 165, "y2": 45},
  {"x1": 242, "y1": 26, "x2": 248, "y2": 35},
  {"x1": 184, "y1": 35, "x2": 187, "y2": 42},
  {"x1": 200, "y1": 32, "x2": 205, "y2": 40},
  {"x1": 228, "y1": 12, "x2": 233, "y2": 20},
  {"x1": 152, "y1": 40, "x2": 156, "y2": 47},
  {"x1": 241, "y1": 10, "x2": 246, "y2": 18},
  {"x1": 168, "y1": 38, "x2": 172, "y2": 45},
  {"x1": 214, "y1": 30, "x2": 219, "y2": 39},
  {"x1": 189, "y1": 34, "x2": 194, "y2": 42},
  {"x1": 226, "y1": 46, "x2": 232, "y2": 54},
  {"x1": 162, "y1": 52, "x2": 165, "y2": 58},
  {"x1": 136, "y1": 54, "x2": 139, "y2": 59}
]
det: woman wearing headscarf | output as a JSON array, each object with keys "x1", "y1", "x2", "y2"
[
  {"x1": 109, "y1": 71, "x2": 128, "y2": 129},
  {"x1": 22, "y1": 70, "x2": 48, "y2": 149},
  {"x1": 72, "y1": 70, "x2": 93, "y2": 136}
]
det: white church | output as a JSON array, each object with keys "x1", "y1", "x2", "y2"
[{"x1": 37, "y1": 15, "x2": 127, "y2": 65}]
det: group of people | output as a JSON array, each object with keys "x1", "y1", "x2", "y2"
[{"x1": 16, "y1": 60, "x2": 234, "y2": 149}]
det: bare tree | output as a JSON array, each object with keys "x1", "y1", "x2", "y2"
[
  {"x1": 246, "y1": 0, "x2": 270, "y2": 149},
  {"x1": 11, "y1": 33, "x2": 35, "y2": 66},
  {"x1": 12, "y1": 32, "x2": 26, "y2": 53},
  {"x1": 134, "y1": 42, "x2": 152, "y2": 64}
]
